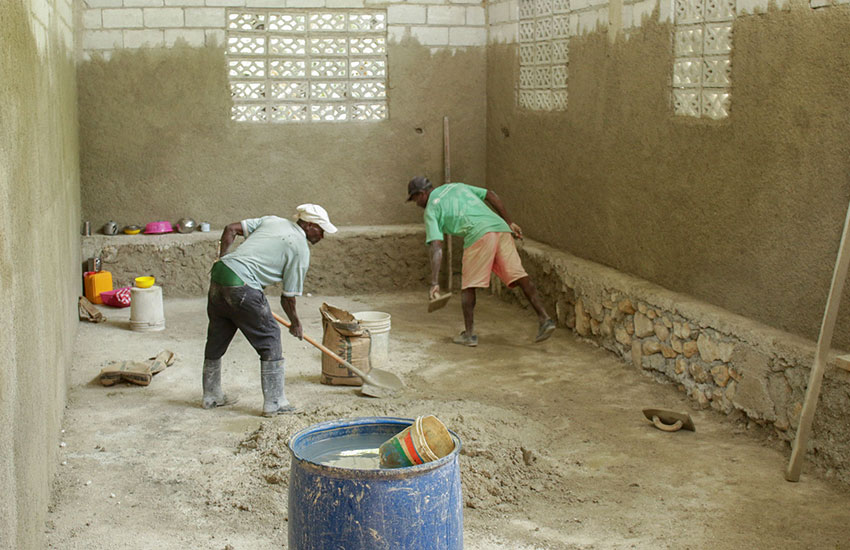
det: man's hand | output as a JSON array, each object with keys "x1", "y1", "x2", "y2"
[
  {"x1": 281, "y1": 296, "x2": 302, "y2": 340},
  {"x1": 430, "y1": 284, "x2": 441, "y2": 300},
  {"x1": 509, "y1": 222, "x2": 524, "y2": 240}
]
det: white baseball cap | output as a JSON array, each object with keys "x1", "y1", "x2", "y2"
[{"x1": 295, "y1": 204, "x2": 337, "y2": 234}]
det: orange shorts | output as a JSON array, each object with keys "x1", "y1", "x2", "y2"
[{"x1": 461, "y1": 232, "x2": 528, "y2": 289}]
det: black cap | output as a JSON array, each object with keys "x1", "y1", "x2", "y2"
[{"x1": 406, "y1": 176, "x2": 432, "y2": 201}]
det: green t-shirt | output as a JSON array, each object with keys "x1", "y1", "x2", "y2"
[
  {"x1": 423, "y1": 183, "x2": 511, "y2": 248},
  {"x1": 221, "y1": 216, "x2": 310, "y2": 295}
]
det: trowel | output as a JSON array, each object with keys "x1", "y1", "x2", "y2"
[
  {"x1": 642, "y1": 408, "x2": 696, "y2": 432},
  {"x1": 428, "y1": 292, "x2": 452, "y2": 313}
]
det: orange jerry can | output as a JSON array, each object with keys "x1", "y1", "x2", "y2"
[{"x1": 85, "y1": 271, "x2": 113, "y2": 305}]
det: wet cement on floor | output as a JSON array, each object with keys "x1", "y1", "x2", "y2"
[{"x1": 46, "y1": 292, "x2": 850, "y2": 549}]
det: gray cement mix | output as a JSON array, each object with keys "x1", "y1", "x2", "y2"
[{"x1": 46, "y1": 292, "x2": 850, "y2": 549}]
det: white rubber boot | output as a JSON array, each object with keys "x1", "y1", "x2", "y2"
[
  {"x1": 261, "y1": 359, "x2": 295, "y2": 416},
  {"x1": 202, "y1": 358, "x2": 236, "y2": 409}
]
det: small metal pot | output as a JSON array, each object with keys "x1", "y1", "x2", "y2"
[
  {"x1": 102, "y1": 221, "x2": 118, "y2": 235},
  {"x1": 176, "y1": 218, "x2": 196, "y2": 233}
]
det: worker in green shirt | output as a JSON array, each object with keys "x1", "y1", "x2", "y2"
[{"x1": 407, "y1": 176, "x2": 556, "y2": 346}]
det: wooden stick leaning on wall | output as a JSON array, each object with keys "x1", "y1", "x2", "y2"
[
  {"x1": 785, "y1": 198, "x2": 850, "y2": 482},
  {"x1": 444, "y1": 116, "x2": 452, "y2": 292}
]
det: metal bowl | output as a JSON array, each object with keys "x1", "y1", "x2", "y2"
[{"x1": 176, "y1": 218, "x2": 196, "y2": 233}]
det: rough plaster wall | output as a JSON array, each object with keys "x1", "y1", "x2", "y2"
[
  {"x1": 0, "y1": 1, "x2": 80, "y2": 548},
  {"x1": 486, "y1": 7, "x2": 850, "y2": 348},
  {"x1": 78, "y1": 40, "x2": 486, "y2": 230}
]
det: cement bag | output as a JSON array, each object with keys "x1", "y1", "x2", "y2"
[{"x1": 319, "y1": 303, "x2": 372, "y2": 386}]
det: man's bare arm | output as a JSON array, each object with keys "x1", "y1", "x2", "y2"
[
  {"x1": 281, "y1": 296, "x2": 302, "y2": 340},
  {"x1": 218, "y1": 222, "x2": 244, "y2": 257},
  {"x1": 485, "y1": 190, "x2": 523, "y2": 239},
  {"x1": 429, "y1": 240, "x2": 444, "y2": 298}
]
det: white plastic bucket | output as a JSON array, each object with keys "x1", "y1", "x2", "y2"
[
  {"x1": 354, "y1": 311, "x2": 391, "y2": 369},
  {"x1": 130, "y1": 286, "x2": 165, "y2": 332}
]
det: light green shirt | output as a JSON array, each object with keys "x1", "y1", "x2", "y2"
[
  {"x1": 221, "y1": 216, "x2": 310, "y2": 295},
  {"x1": 423, "y1": 183, "x2": 511, "y2": 248}
]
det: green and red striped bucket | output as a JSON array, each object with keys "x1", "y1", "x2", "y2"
[{"x1": 379, "y1": 415, "x2": 455, "y2": 468}]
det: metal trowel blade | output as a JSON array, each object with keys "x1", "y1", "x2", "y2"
[{"x1": 428, "y1": 293, "x2": 452, "y2": 313}]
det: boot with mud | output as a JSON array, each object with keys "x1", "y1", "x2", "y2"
[
  {"x1": 261, "y1": 358, "x2": 296, "y2": 416},
  {"x1": 202, "y1": 358, "x2": 237, "y2": 409}
]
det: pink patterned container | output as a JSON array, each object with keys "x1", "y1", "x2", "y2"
[{"x1": 144, "y1": 221, "x2": 173, "y2": 234}]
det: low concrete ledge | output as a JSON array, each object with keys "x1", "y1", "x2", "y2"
[
  {"x1": 493, "y1": 240, "x2": 850, "y2": 483},
  {"x1": 81, "y1": 225, "x2": 432, "y2": 297}
]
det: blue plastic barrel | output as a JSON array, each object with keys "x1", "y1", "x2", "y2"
[{"x1": 287, "y1": 417, "x2": 463, "y2": 550}]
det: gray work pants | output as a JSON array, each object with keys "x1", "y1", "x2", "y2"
[{"x1": 204, "y1": 281, "x2": 282, "y2": 361}]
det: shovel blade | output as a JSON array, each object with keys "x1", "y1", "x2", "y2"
[
  {"x1": 360, "y1": 382, "x2": 396, "y2": 398},
  {"x1": 360, "y1": 367, "x2": 404, "y2": 397}
]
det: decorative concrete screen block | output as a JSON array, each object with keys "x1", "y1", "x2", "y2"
[
  {"x1": 227, "y1": 8, "x2": 388, "y2": 123},
  {"x1": 672, "y1": 0, "x2": 733, "y2": 119},
  {"x1": 518, "y1": 0, "x2": 569, "y2": 111}
]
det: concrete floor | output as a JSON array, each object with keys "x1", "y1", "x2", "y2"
[{"x1": 46, "y1": 291, "x2": 850, "y2": 549}]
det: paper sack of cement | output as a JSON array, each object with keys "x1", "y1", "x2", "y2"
[{"x1": 318, "y1": 303, "x2": 372, "y2": 387}]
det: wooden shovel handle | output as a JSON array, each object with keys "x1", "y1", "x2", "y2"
[
  {"x1": 272, "y1": 312, "x2": 351, "y2": 370},
  {"x1": 652, "y1": 416, "x2": 683, "y2": 432}
]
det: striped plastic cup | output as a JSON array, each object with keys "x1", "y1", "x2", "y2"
[{"x1": 379, "y1": 415, "x2": 455, "y2": 468}]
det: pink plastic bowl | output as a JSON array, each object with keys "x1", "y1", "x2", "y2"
[{"x1": 144, "y1": 221, "x2": 173, "y2": 234}]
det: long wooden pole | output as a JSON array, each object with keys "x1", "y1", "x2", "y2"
[
  {"x1": 785, "y1": 199, "x2": 850, "y2": 481},
  {"x1": 443, "y1": 116, "x2": 452, "y2": 293}
]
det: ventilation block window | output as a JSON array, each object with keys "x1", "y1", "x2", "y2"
[
  {"x1": 517, "y1": 0, "x2": 569, "y2": 112},
  {"x1": 226, "y1": 9, "x2": 388, "y2": 123},
  {"x1": 672, "y1": 0, "x2": 734, "y2": 119}
]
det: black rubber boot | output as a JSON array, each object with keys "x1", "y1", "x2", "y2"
[
  {"x1": 261, "y1": 359, "x2": 295, "y2": 416},
  {"x1": 202, "y1": 358, "x2": 236, "y2": 409}
]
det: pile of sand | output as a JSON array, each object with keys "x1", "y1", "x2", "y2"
[{"x1": 234, "y1": 399, "x2": 568, "y2": 515}]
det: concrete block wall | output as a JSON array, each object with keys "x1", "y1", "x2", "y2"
[
  {"x1": 79, "y1": 0, "x2": 487, "y2": 60},
  {"x1": 1, "y1": 0, "x2": 80, "y2": 548},
  {"x1": 76, "y1": 0, "x2": 489, "y2": 228},
  {"x1": 486, "y1": 0, "x2": 793, "y2": 44}
]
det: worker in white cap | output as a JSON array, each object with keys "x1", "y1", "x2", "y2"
[{"x1": 202, "y1": 204, "x2": 337, "y2": 416}]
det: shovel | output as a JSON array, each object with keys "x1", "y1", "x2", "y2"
[{"x1": 272, "y1": 312, "x2": 403, "y2": 398}]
